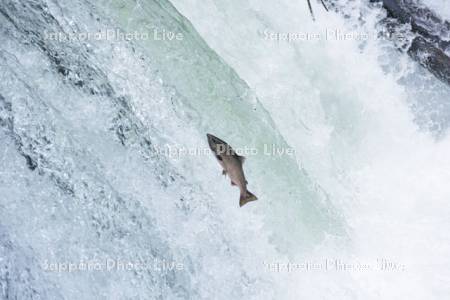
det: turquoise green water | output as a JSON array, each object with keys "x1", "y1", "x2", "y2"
[{"x1": 96, "y1": 0, "x2": 345, "y2": 252}]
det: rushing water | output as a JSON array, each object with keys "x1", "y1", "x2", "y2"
[
  {"x1": 421, "y1": 0, "x2": 450, "y2": 21},
  {"x1": 0, "y1": 0, "x2": 450, "y2": 299}
]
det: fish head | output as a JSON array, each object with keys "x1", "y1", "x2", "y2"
[
  {"x1": 207, "y1": 133, "x2": 233, "y2": 171},
  {"x1": 207, "y1": 133, "x2": 227, "y2": 154}
]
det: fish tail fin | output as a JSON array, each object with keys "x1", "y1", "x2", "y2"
[{"x1": 239, "y1": 190, "x2": 258, "y2": 207}]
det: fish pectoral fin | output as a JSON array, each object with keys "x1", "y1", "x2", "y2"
[
  {"x1": 236, "y1": 155, "x2": 245, "y2": 164},
  {"x1": 222, "y1": 170, "x2": 227, "y2": 176},
  {"x1": 233, "y1": 153, "x2": 245, "y2": 164}
]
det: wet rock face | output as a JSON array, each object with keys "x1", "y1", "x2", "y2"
[
  {"x1": 372, "y1": 0, "x2": 450, "y2": 85},
  {"x1": 381, "y1": 0, "x2": 450, "y2": 47},
  {"x1": 408, "y1": 36, "x2": 450, "y2": 86}
]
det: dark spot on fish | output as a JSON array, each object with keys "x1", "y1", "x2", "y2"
[{"x1": 216, "y1": 155, "x2": 222, "y2": 161}]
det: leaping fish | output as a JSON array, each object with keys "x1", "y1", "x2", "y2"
[{"x1": 207, "y1": 133, "x2": 258, "y2": 207}]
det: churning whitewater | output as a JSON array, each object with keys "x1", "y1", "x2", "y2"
[{"x1": 1, "y1": 0, "x2": 450, "y2": 299}]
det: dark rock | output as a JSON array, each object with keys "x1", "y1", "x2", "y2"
[
  {"x1": 408, "y1": 36, "x2": 450, "y2": 86},
  {"x1": 378, "y1": 0, "x2": 450, "y2": 85}
]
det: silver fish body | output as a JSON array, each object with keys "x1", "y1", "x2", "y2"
[{"x1": 207, "y1": 133, "x2": 257, "y2": 207}]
